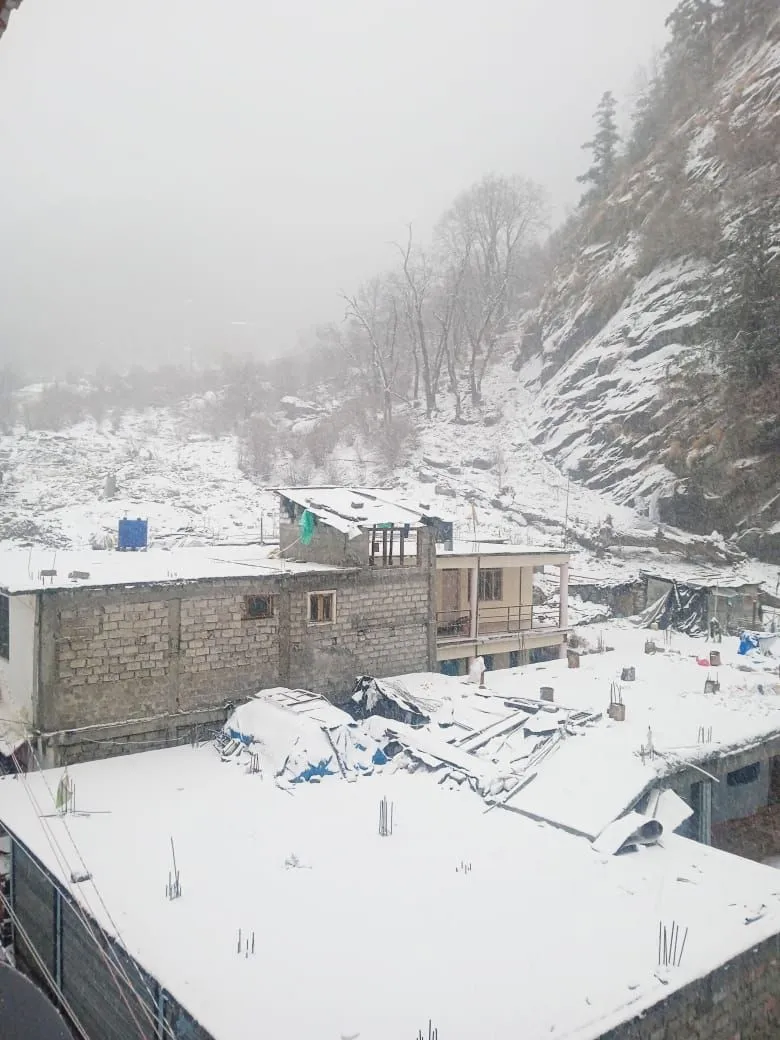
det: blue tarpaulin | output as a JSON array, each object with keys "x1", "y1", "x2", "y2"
[{"x1": 738, "y1": 633, "x2": 760, "y2": 655}]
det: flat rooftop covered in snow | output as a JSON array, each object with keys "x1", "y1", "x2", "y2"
[
  {"x1": 0, "y1": 545, "x2": 349, "y2": 595},
  {"x1": 275, "y1": 485, "x2": 454, "y2": 536},
  {"x1": 437, "y1": 538, "x2": 570, "y2": 561},
  {"x1": 2, "y1": 739, "x2": 780, "y2": 1040},
  {"x1": 392, "y1": 625, "x2": 780, "y2": 838}
]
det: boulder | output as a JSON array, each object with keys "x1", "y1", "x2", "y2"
[
  {"x1": 758, "y1": 529, "x2": 780, "y2": 564},
  {"x1": 471, "y1": 456, "x2": 494, "y2": 471},
  {"x1": 734, "y1": 528, "x2": 762, "y2": 556}
]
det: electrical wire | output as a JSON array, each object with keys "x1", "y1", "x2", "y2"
[
  {"x1": 8, "y1": 751, "x2": 168, "y2": 1040},
  {"x1": 0, "y1": 888, "x2": 92, "y2": 1040},
  {"x1": 14, "y1": 746, "x2": 178, "y2": 1040},
  {"x1": 8, "y1": 754, "x2": 154, "y2": 1040}
]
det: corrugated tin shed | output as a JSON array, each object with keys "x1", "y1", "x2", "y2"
[{"x1": 640, "y1": 568, "x2": 762, "y2": 592}]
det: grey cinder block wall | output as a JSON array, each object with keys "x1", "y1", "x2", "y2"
[{"x1": 33, "y1": 534, "x2": 436, "y2": 764}]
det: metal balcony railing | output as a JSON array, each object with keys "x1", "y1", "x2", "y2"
[
  {"x1": 436, "y1": 604, "x2": 561, "y2": 642},
  {"x1": 436, "y1": 609, "x2": 471, "y2": 638}
]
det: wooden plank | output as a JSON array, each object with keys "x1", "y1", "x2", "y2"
[
  {"x1": 320, "y1": 726, "x2": 347, "y2": 778},
  {"x1": 455, "y1": 711, "x2": 529, "y2": 753}
]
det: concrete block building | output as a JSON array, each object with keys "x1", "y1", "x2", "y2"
[
  {"x1": 277, "y1": 487, "x2": 572, "y2": 669},
  {"x1": 0, "y1": 487, "x2": 571, "y2": 766}
]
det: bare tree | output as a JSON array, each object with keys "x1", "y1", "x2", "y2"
[
  {"x1": 431, "y1": 253, "x2": 471, "y2": 420},
  {"x1": 395, "y1": 227, "x2": 438, "y2": 418},
  {"x1": 340, "y1": 277, "x2": 403, "y2": 427},
  {"x1": 437, "y1": 173, "x2": 548, "y2": 404}
]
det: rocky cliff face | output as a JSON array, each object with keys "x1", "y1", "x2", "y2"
[{"x1": 520, "y1": 6, "x2": 780, "y2": 561}]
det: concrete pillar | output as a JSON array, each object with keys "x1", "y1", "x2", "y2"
[
  {"x1": 559, "y1": 562, "x2": 570, "y2": 660},
  {"x1": 470, "y1": 565, "x2": 479, "y2": 640},
  {"x1": 697, "y1": 780, "x2": 713, "y2": 846},
  {"x1": 559, "y1": 562, "x2": 569, "y2": 630}
]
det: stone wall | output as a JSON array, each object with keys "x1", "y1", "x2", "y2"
[
  {"x1": 602, "y1": 932, "x2": 780, "y2": 1040},
  {"x1": 49, "y1": 594, "x2": 173, "y2": 728},
  {"x1": 570, "y1": 580, "x2": 645, "y2": 619},
  {"x1": 712, "y1": 802, "x2": 780, "y2": 865}
]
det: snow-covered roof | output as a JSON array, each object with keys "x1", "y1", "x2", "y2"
[
  {"x1": 438, "y1": 539, "x2": 570, "y2": 561},
  {"x1": 0, "y1": 546, "x2": 347, "y2": 595},
  {"x1": 275, "y1": 486, "x2": 452, "y2": 536},
  {"x1": 1, "y1": 740, "x2": 779, "y2": 1040},
  {"x1": 1, "y1": 732, "x2": 780, "y2": 1040},
  {"x1": 640, "y1": 569, "x2": 762, "y2": 592},
  {"x1": 1, "y1": 622, "x2": 779, "y2": 1035},
  {"x1": 394, "y1": 624, "x2": 780, "y2": 838}
]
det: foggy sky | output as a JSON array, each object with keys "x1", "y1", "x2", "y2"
[{"x1": 0, "y1": 0, "x2": 676, "y2": 376}]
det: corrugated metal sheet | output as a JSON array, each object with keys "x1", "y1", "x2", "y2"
[
  {"x1": 61, "y1": 896, "x2": 157, "y2": 1040},
  {"x1": 12, "y1": 841, "x2": 55, "y2": 978},
  {"x1": 165, "y1": 999, "x2": 214, "y2": 1040},
  {"x1": 11, "y1": 835, "x2": 215, "y2": 1040}
]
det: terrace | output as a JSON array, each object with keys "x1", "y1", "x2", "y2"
[{"x1": 435, "y1": 541, "x2": 571, "y2": 668}]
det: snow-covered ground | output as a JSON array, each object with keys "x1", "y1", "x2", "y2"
[
  {"x1": 2, "y1": 388, "x2": 777, "y2": 595},
  {"x1": 0, "y1": 412, "x2": 278, "y2": 550}
]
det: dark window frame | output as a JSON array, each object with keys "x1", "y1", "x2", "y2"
[
  {"x1": 244, "y1": 594, "x2": 274, "y2": 620},
  {"x1": 308, "y1": 591, "x2": 335, "y2": 624},
  {"x1": 0, "y1": 594, "x2": 8, "y2": 660},
  {"x1": 478, "y1": 568, "x2": 503, "y2": 601},
  {"x1": 726, "y1": 762, "x2": 761, "y2": 787}
]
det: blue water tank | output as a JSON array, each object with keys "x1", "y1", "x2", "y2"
[{"x1": 117, "y1": 518, "x2": 148, "y2": 551}]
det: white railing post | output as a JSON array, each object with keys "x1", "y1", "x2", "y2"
[{"x1": 559, "y1": 562, "x2": 570, "y2": 630}]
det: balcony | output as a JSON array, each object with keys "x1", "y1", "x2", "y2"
[{"x1": 436, "y1": 604, "x2": 561, "y2": 643}]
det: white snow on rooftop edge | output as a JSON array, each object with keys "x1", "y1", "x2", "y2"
[
  {"x1": 440, "y1": 539, "x2": 570, "y2": 558},
  {"x1": 2, "y1": 748, "x2": 780, "y2": 1040},
  {"x1": 276, "y1": 485, "x2": 455, "y2": 535},
  {"x1": 391, "y1": 624, "x2": 780, "y2": 836},
  {"x1": 0, "y1": 546, "x2": 347, "y2": 594}
]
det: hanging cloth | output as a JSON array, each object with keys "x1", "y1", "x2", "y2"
[{"x1": 299, "y1": 509, "x2": 316, "y2": 546}]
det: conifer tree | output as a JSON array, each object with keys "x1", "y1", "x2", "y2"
[
  {"x1": 577, "y1": 91, "x2": 620, "y2": 201},
  {"x1": 711, "y1": 204, "x2": 780, "y2": 386},
  {"x1": 665, "y1": 0, "x2": 720, "y2": 85}
]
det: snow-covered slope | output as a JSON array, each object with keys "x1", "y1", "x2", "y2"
[
  {"x1": 0, "y1": 411, "x2": 277, "y2": 549},
  {"x1": 2, "y1": 374, "x2": 775, "y2": 599},
  {"x1": 521, "y1": 11, "x2": 780, "y2": 560}
]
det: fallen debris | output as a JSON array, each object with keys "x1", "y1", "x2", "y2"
[{"x1": 348, "y1": 676, "x2": 433, "y2": 727}]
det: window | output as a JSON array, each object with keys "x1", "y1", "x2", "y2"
[
  {"x1": 478, "y1": 568, "x2": 503, "y2": 601},
  {"x1": 727, "y1": 762, "x2": 761, "y2": 786},
  {"x1": 0, "y1": 594, "x2": 8, "y2": 660},
  {"x1": 308, "y1": 592, "x2": 335, "y2": 624},
  {"x1": 245, "y1": 595, "x2": 274, "y2": 620}
]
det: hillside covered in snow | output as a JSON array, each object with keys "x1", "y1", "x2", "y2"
[
  {"x1": 0, "y1": 1, "x2": 777, "y2": 585},
  {"x1": 521, "y1": 0, "x2": 780, "y2": 560},
  {"x1": 1, "y1": 370, "x2": 775, "y2": 603}
]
